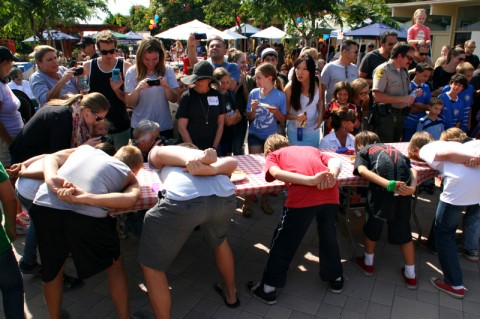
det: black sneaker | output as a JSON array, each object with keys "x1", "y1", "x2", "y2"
[
  {"x1": 329, "y1": 276, "x2": 344, "y2": 294},
  {"x1": 19, "y1": 261, "x2": 42, "y2": 276},
  {"x1": 247, "y1": 281, "x2": 277, "y2": 305}
]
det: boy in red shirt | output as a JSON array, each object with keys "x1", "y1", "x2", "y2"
[{"x1": 248, "y1": 134, "x2": 344, "y2": 304}]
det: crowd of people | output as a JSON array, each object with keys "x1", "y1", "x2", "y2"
[{"x1": 0, "y1": 13, "x2": 479, "y2": 317}]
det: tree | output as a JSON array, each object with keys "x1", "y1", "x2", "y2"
[{"x1": 344, "y1": 0, "x2": 400, "y2": 28}]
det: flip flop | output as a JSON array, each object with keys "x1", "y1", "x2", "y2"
[{"x1": 214, "y1": 283, "x2": 240, "y2": 308}]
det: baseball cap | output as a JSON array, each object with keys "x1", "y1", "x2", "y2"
[
  {"x1": 77, "y1": 37, "x2": 95, "y2": 48},
  {"x1": 261, "y1": 48, "x2": 278, "y2": 61},
  {"x1": 0, "y1": 46, "x2": 19, "y2": 62}
]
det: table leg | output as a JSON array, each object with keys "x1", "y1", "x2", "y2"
[{"x1": 342, "y1": 187, "x2": 356, "y2": 261}]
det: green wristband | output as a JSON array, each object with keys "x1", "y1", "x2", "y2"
[{"x1": 386, "y1": 180, "x2": 396, "y2": 192}]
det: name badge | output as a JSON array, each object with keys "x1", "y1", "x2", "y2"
[{"x1": 207, "y1": 96, "x2": 219, "y2": 106}]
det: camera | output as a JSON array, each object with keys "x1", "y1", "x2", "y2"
[
  {"x1": 94, "y1": 134, "x2": 113, "y2": 144},
  {"x1": 194, "y1": 33, "x2": 207, "y2": 40},
  {"x1": 147, "y1": 79, "x2": 160, "y2": 86},
  {"x1": 72, "y1": 67, "x2": 84, "y2": 76},
  {"x1": 156, "y1": 136, "x2": 178, "y2": 146}
]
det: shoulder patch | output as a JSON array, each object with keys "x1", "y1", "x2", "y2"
[{"x1": 375, "y1": 68, "x2": 385, "y2": 79}]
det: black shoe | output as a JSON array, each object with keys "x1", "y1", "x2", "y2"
[
  {"x1": 329, "y1": 276, "x2": 344, "y2": 294},
  {"x1": 19, "y1": 261, "x2": 42, "y2": 276},
  {"x1": 247, "y1": 281, "x2": 277, "y2": 305},
  {"x1": 63, "y1": 274, "x2": 84, "y2": 291},
  {"x1": 425, "y1": 184, "x2": 435, "y2": 195}
]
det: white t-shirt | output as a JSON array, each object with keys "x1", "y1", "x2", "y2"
[
  {"x1": 319, "y1": 130, "x2": 355, "y2": 150},
  {"x1": 16, "y1": 159, "x2": 43, "y2": 201},
  {"x1": 419, "y1": 140, "x2": 480, "y2": 205}
]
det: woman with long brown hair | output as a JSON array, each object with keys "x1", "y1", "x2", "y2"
[{"x1": 125, "y1": 37, "x2": 179, "y2": 138}]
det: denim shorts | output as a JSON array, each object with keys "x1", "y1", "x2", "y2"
[{"x1": 248, "y1": 134, "x2": 266, "y2": 147}]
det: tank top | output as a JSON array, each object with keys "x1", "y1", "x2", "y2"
[{"x1": 89, "y1": 59, "x2": 130, "y2": 133}]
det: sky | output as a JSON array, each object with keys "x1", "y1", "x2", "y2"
[{"x1": 86, "y1": 0, "x2": 150, "y2": 24}]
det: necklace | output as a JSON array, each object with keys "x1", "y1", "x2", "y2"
[{"x1": 199, "y1": 96, "x2": 210, "y2": 125}]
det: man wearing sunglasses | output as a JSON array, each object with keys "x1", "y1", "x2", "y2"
[
  {"x1": 359, "y1": 31, "x2": 398, "y2": 87},
  {"x1": 76, "y1": 37, "x2": 99, "y2": 60},
  {"x1": 82, "y1": 30, "x2": 132, "y2": 149},
  {"x1": 408, "y1": 44, "x2": 434, "y2": 78},
  {"x1": 321, "y1": 40, "x2": 359, "y2": 103},
  {"x1": 372, "y1": 42, "x2": 416, "y2": 142}
]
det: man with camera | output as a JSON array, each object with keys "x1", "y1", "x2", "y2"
[{"x1": 372, "y1": 42, "x2": 416, "y2": 142}]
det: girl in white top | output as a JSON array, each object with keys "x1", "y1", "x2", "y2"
[
  {"x1": 285, "y1": 55, "x2": 322, "y2": 147},
  {"x1": 125, "y1": 38, "x2": 179, "y2": 138},
  {"x1": 319, "y1": 107, "x2": 355, "y2": 149}
]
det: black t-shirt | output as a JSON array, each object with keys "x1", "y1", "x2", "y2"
[
  {"x1": 220, "y1": 91, "x2": 238, "y2": 145},
  {"x1": 353, "y1": 143, "x2": 412, "y2": 220},
  {"x1": 359, "y1": 50, "x2": 389, "y2": 80},
  {"x1": 432, "y1": 66, "x2": 455, "y2": 91},
  {"x1": 10, "y1": 105, "x2": 73, "y2": 163},
  {"x1": 465, "y1": 54, "x2": 480, "y2": 70},
  {"x1": 176, "y1": 87, "x2": 226, "y2": 150}
]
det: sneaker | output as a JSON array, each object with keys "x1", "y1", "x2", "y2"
[
  {"x1": 463, "y1": 249, "x2": 479, "y2": 262},
  {"x1": 329, "y1": 276, "x2": 344, "y2": 294},
  {"x1": 63, "y1": 274, "x2": 84, "y2": 291},
  {"x1": 400, "y1": 267, "x2": 417, "y2": 289},
  {"x1": 131, "y1": 310, "x2": 149, "y2": 319},
  {"x1": 19, "y1": 261, "x2": 42, "y2": 276},
  {"x1": 430, "y1": 277, "x2": 464, "y2": 299},
  {"x1": 247, "y1": 281, "x2": 277, "y2": 305},
  {"x1": 355, "y1": 256, "x2": 374, "y2": 277}
]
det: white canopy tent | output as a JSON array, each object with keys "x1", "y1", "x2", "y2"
[
  {"x1": 250, "y1": 26, "x2": 287, "y2": 39},
  {"x1": 154, "y1": 19, "x2": 236, "y2": 40}
]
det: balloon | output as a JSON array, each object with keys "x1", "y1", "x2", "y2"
[
  {"x1": 149, "y1": 25, "x2": 153, "y2": 30},
  {"x1": 236, "y1": 16, "x2": 241, "y2": 22},
  {"x1": 153, "y1": 23, "x2": 157, "y2": 28},
  {"x1": 296, "y1": 17, "x2": 302, "y2": 23},
  {"x1": 155, "y1": 14, "x2": 159, "y2": 20},
  {"x1": 150, "y1": 19, "x2": 154, "y2": 24}
]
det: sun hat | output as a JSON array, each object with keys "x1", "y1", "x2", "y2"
[
  {"x1": 180, "y1": 60, "x2": 220, "y2": 86},
  {"x1": 261, "y1": 48, "x2": 278, "y2": 61}
]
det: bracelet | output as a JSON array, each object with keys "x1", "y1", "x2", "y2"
[{"x1": 386, "y1": 180, "x2": 396, "y2": 192}]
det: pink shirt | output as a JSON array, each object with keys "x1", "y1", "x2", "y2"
[{"x1": 408, "y1": 25, "x2": 431, "y2": 42}]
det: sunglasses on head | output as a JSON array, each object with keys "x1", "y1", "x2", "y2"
[{"x1": 100, "y1": 48, "x2": 116, "y2": 55}]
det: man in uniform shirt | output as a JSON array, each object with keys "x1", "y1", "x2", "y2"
[
  {"x1": 372, "y1": 42, "x2": 416, "y2": 142},
  {"x1": 359, "y1": 31, "x2": 398, "y2": 87}
]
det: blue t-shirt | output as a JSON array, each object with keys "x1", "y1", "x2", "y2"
[
  {"x1": 417, "y1": 115, "x2": 444, "y2": 140},
  {"x1": 211, "y1": 61, "x2": 240, "y2": 83},
  {"x1": 403, "y1": 81, "x2": 431, "y2": 129},
  {"x1": 442, "y1": 84, "x2": 473, "y2": 131},
  {"x1": 247, "y1": 88, "x2": 286, "y2": 140},
  {"x1": 438, "y1": 93, "x2": 464, "y2": 129}
]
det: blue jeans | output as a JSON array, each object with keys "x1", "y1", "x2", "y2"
[
  {"x1": 463, "y1": 204, "x2": 480, "y2": 251},
  {"x1": 434, "y1": 200, "x2": 465, "y2": 286},
  {"x1": 0, "y1": 248, "x2": 25, "y2": 318},
  {"x1": 16, "y1": 192, "x2": 37, "y2": 267}
]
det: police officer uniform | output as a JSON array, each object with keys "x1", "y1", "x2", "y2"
[{"x1": 372, "y1": 60, "x2": 410, "y2": 142}]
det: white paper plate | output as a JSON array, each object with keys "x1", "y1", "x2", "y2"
[
  {"x1": 259, "y1": 103, "x2": 276, "y2": 110},
  {"x1": 230, "y1": 171, "x2": 246, "y2": 183}
]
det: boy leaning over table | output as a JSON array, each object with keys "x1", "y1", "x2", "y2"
[
  {"x1": 247, "y1": 133, "x2": 344, "y2": 304},
  {"x1": 138, "y1": 143, "x2": 240, "y2": 319},
  {"x1": 408, "y1": 132, "x2": 480, "y2": 299}
]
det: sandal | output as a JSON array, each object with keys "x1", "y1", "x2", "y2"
[
  {"x1": 261, "y1": 197, "x2": 273, "y2": 215},
  {"x1": 242, "y1": 199, "x2": 252, "y2": 217}
]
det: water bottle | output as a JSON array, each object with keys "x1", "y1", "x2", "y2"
[
  {"x1": 80, "y1": 75, "x2": 90, "y2": 93},
  {"x1": 296, "y1": 112, "x2": 306, "y2": 142}
]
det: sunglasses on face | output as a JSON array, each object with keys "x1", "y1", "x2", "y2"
[
  {"x1": 457, "y1": 57, "x2": 465, "y2": 61},
  {"x1": 350, "y1": 50, "x2": 359, "y2": 54},
  {"x1": 100, "y1": 48, "x2": 116, "y2": 55},
  {"x1": 405, "y1": 55, "x2": 414, "y2": 61},
  {"x1": 387, "y1": 42, "x2": 397, "y2": 46},
  {"x1": 419, "y1": 52, "x2": 429, "y2": 56},
  {"x1": 93, "y1": 113, "x2": 105, "y2": 121}
]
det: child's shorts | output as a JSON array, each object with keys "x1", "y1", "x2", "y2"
[
  {"x1": 364, "y1": 195, "x2": 412, "y2": 245},
  {"x1": 248, "y1": 134, "x2": 267, "y2": 147}
]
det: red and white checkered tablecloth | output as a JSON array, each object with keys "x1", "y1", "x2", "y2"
[{"x1": 110, "y1": 143, "x2": 438, "y2": 215}]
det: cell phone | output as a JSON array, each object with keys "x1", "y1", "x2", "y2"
[
  {"x1": 147, "y1": 79, "x2": 160, "y2": 86},
  {"x1": 72, "y1": 67, "x2": 84, "y2": 76},
  {"x1": 194, "y1": 33, "x2": 207, "y2": 40},
  {"x1": 112, "y1": 68, "x2": 120, "y2": 82}
]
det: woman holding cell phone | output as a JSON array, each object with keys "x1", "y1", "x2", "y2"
[{"x1": 125, "y1": 37, "x2": 179, "y2": 138}]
